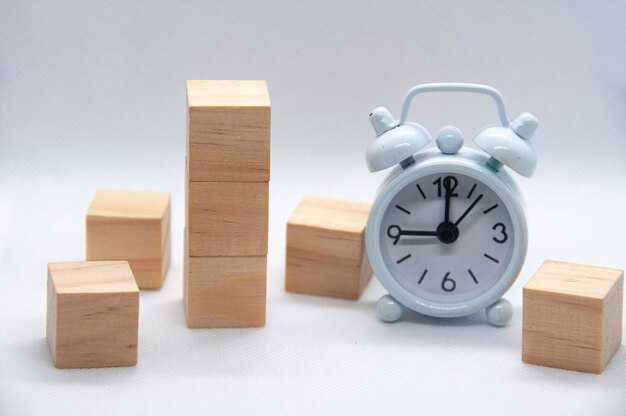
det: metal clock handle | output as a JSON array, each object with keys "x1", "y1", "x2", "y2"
[{"x1": 398, "y1": 83, "x2": 510, "y2": 127}]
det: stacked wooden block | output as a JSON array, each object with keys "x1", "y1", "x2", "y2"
[{"x1": 184, "y1": 80, "x2": 270, "y2": 328}]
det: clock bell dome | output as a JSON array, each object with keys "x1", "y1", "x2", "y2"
[
  {"x1": 366, "y1": 107, "x2": 431, "y2": 172},
  {"x1": 473, "y1": 112, "x2": 538, "y2": 178}
]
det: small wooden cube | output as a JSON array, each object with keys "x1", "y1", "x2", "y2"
[
  {"x1": 184, "y1": 256, "x2": 266, "y2": 328},
  {"x1": 86, "y1": 189, "x2": 171, "y2": 289},
  {"x1": 187, "y1": 80, "x2": 270, "y2": 182},
  {"x1": 46, "y1": 261, "x2": 139, "y2": 369},
  {"x1": 523, "y1": 260, "x2": 623, "y2": 373},
  {"x1": 187, "y1": 181, "x2": 268, "y2": 257},
  {"x1": 286, "y1": 197, "x2": 372, "y2": 300}
]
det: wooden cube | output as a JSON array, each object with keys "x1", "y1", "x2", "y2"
[
  {"x1": 86, "y1": 189, "x2": 171, "y2": 289},
  {"x1": 46, "y1": 261, "x2": 139, "y2": 369},
  {"x1": 286, "y1": 197, "x2": 372, "y2": 300},
  {"x1": 184, "y1": 256, "x2": 266, "y2": 328},
  {"x1": 187, "y1": 181, "x2": 268, "y2": 257},
  {"x1": 523, "y1": 260, "x2": 623, "y2": 373},
  {"x1": 187, "y1": 80, "x2": 270, "y2": 183}
]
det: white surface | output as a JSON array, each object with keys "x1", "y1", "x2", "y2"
[{"x1": 1, "y1": 1, "x2": 626, "y2": 415}]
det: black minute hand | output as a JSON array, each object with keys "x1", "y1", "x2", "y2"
[
  {"x1": 444, "y1": 178, "x2": 452, "y2": 223},
  {"x1": 454, "y1": 194, "x2": 484, "y2": 226}
]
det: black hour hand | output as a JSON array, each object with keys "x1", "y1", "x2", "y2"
[{"x1": 387, "y1": 225, "x2": 438, "y2": 245}]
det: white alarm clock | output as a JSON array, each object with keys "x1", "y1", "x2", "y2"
[{"x1": 365, "y1": 83, "x2": 538, "y2": 326}]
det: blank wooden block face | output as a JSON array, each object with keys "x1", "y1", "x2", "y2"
[
  {"x1": 187, "y1": 181, "x2": 268, "y2": 257},
  {"x1": 86, "y1": 190, "x2": 171, "y2": 289},
  {"x1": 523, "y1": 260, "x2": 623, "y2": 373},
  {"x1": 187, "y1": 80, "x2": 270, "y2": 182},
  {"x1": 184, "y1": 256, "x2": 266, "y2": 328},
  {"x1": 286, "y1": 197, "x2": 372, "y2": 300},
  {"x1": 46, "y1": 261, "x2": 139, "y2": 369}
]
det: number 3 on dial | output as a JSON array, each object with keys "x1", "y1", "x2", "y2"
[{"x1": 492, "y1": 223, "x2": 508, "y2": 244}]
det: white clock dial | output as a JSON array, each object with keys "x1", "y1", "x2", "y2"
[{"x1": 379, "y1": 172, "x2": 514, "y2": 304}]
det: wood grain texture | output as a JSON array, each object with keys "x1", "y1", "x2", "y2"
[
  {"x1": 86, "y1": 189, "x2": 171, "y2": 289},
  {"x1": 187, "y1": 80, "x2": 270, "y2": 107},
  {"x1": 187, "y1": 181, "x2": 268, "y2": 257},
  {"x1": 183, "y1": 227, "x2": 189, "y2": 314},
  {"x1": 522, "y1": 260, "x2": 623, "y2": 373},
  {"x1": 187, "y1": 80, "x2": 270, "y2": 182},
  {"x1": 184, "y1": 256, "x2": 266, "y2": 328},
  {"x1": 285, "y1": 197, "x2": 372, "y2": 300},
  {"x1": 46, "y1": 261, "x2": 139, "y2": 369}
]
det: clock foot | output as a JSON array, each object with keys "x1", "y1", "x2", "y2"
[
  {"x1": 486, "y1": 298, "x2": 513, "y2": 327},
  {"x1": 377, "y1": 295, "x2": 403, "y2": 323}
]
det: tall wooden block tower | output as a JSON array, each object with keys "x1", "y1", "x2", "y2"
[{"x1": 184, "y1": 80, "x2": 270, "y2": 328}]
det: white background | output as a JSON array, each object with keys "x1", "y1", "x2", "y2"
[{"x1": 1, "y1": 1, "x2": 625, "y2": 415}]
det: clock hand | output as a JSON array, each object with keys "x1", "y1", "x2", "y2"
[
  {"x1": 387, "y1": 225, "x2": 438, "y2": 245},
  {"x1": 401, "y1": 230, "x2": 439, "y2": 236},
  {"x1": 444, "y1": 177, "x2": 452, "y2": 223},
  {"x1": 454, "y1": 194, "x2": 484, "y2": 227}
]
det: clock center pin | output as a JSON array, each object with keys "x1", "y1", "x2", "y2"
[{"x1": 436, "y1": 222, "x2": 459, "y2": 244}]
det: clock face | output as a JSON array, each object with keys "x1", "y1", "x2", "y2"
[{"x1": 379, "y1": 172, "x2": 515, "y2": 304}]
